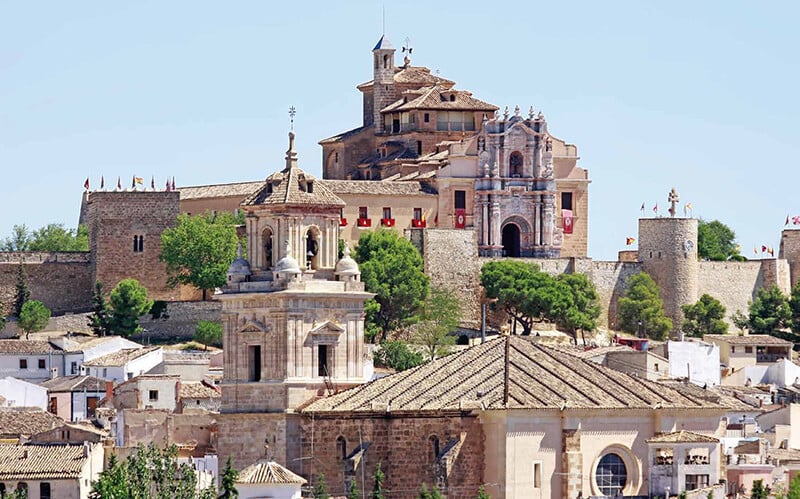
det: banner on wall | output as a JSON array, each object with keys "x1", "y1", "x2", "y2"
[
  {"x1": 455, "y1": 209, "x2": 467, "y2": 229},
  {"x1": 562, "y1": 209, "x2": 574, "y2": 234}
]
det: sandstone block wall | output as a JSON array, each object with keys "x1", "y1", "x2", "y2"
[
  {"x1": 299, "y1": 414, "x2": 484, "y2": 499},
  {"x1": 138, "y1": 300, "x2": 221, "y2": 341},
  {"x1": 780, "y1": 229, "x2": 800, "y2": 287},
  {"x1": 0, "y1": 252, "x2": 93, "y2": 316},
  {"x1": 217, "y1": 412, "x2": 301, "y2": 471},
  {"x1": 698, "y1": 259, "x2": 791, "y2": 322}
]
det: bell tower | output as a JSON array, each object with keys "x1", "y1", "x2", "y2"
[{"x1": 372, "y1": 35, "x2": 396, "y2": 133}]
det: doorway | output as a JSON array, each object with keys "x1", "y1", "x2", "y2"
[{"x1": 502, "y1": 223, "x2": 521, "y2": 257}]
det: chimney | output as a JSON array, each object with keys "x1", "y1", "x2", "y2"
[
  {"x1": 105, "y1": 381, "x2": 114, "y2": 402},
  {"x1": 83, "y1": 441, "x2": 91, "y2": 458}
]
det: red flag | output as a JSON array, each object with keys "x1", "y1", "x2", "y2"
[
  {"x1": 165, "y1": 178, "x2": 171, "y2": 192},
  {"x1": 562, "y1": 209, "x2": 573, "y2": 234},
  {"x1": 151, "y1": 176, "x2": 155, "y2": 190},
  {"x1": 84, "y1": 178, "x2": 89, "y2": 190},
  {"x1": 171, "y1": 176, "x2": 176, "y2": 191},
  {"x1": 786, "y1": 214, "x2": 790, "y2": 226},
  {"x1": 626, "y1": 237, "x2": 635, "y2": 246},
  {"x1": 652, "y1": 203, "x2": 658, "y2": 214},
  {"x1": 117, "y1": 177, "x2": 122, "y2": 190},
  {"x1": 100, "y1": 176, "x2": 104, "y2": 189},
  {"x1": 793, "y1": 216, "x2": 800, "y2": 225},
  {"x1": 762, "y1": 245, "x2": 767, "y2": 253},
  {"x1": 455, "y1": 209, "x2": 466, "y2": 229}
]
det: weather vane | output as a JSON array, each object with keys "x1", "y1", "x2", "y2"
[
  {"x1": 289, "y1": 106, "x2": 296, "y2": 131},
  {"x1": 402, "y1": 37, "x2": 413, "y2": 55}
]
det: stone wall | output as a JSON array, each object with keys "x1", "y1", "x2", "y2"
[
  {"x1": 298, "y1": 414, "x2": 485, "y2": 499},
  {"x1": 137, "y1": 300, "x2": 221, "y2": 342},
  {"x1": 779, "y1": 228, "x2": 800, "y2": 287},
  {"x1": 0, "y1": 252, "x2": 93, "y2": 316},
  {"x1": 698, "y1": 259, "x2": 791, "y2": 321},
  {"x1": 590, "y1": 260, "x2": 643, "y2": 330}
]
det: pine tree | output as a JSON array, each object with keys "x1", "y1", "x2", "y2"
[
  {"x1": 347, "y1": 478, "x2": 359, "y2": 499},
  {"x1": 88, "y1": 282, "x2": 112, "y2": 336},
  {"x1": 13, "y1": 263, "x2": 30, "y2": 317},
  {"x1": 313, "y1": 473, "x2": 330, "y2": 499},
  {"x1": 371, "y1": 462, "x2": 385, "y2": 499},
  {"x1": 219, "y1": 457, "x2": 238, "y2": 498},
  {"x1": 476, "y1": 485, "x2": 491, "y2": 499}
]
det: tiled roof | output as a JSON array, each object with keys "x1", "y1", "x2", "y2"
[
  {"x1": 646, "y1": 431, "x2": 719, "y2": 444},
  {"x1": 0, "y1": 408, "x2": 62, "y2": 438},
  {"x1": 0, "y1": 340, "x2": 60, "y2": 355},
  {"x1": 357, "y1": 65, "x2": 455, "y2": 90},
  {"x1": 40, "y1": 375, "x2": 107, "y2": 393},
  {"x1": 82, "y1": 346, "x2": 159, "y2": 367},
  {"x1": 318, "y1": 125, "x2": 370, "y2": 145},
  {"x1": 303, "y1": 336, "x2": 725, "y2": 413},
  {"x1": 321, "y1": 179, "x2": 433, "y2": 196},
  {"x1": 704, "y1": 334, "x2": 794, "y2": 346},
  {"x1": 237, "y1": 460, "x2": 307, "y2": 485},
  {"x1": 553, "y1": 345, "x2": 635, "y2": 360},
  {"x1": 381, "y1": 85, "x2": 497, "y2": 113},
  {"x1": 0, "y1": 444, "x2": 90, "y2": 480},
  {"x1": 179, "y1": 181, "x2": 263, "y2": 200},
  {"x1": 180, "y1": 382, "x2": 220, "y2": 399}
]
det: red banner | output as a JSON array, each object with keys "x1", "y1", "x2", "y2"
[
  {"x1": 562, "y1": 209, "x2": 574, "y2": 234},
  {"x1": 455, "y1": 209, "x2": 466, "y2": 229}
]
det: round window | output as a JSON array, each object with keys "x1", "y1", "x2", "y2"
[{"x1": 595, "y1": 453, "x2": 628, "y2": 496}]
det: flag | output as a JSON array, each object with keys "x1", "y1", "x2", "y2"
[
  {"x1": 753, "y1": 246, "x2": 758, "y2": 256},
  {"x1": 786, "y1": 214, "x2": 791, "y2": 226},
  {"x1": 133, "y1": 176, "x2": 143, "y2": 186},
  {"x1": 793, "y1": 215, "x2": 800, "y2": 225},
  {"x1": 562, "y1": 209, "x2": 573, "y2": 234},
  {"x1": 151, "y1": 176, "x2": 155, "y2": 190},
  {"x1": 685, "y1": 202, "x2": 692, "y2": 210},
  {"x1": 762, "y1": 245, "x2": 767, "y2": 253},
  {"x1": 165, "y1": 178, "x2": 171, "y2": 192},
  {"x1": 652, "y1": 203, "x2": 658, "y2": 214},
  {"x1": 100, "y1": 176, "x2": 104, "y2": 189},
  {"x1": 626, "y1": 237, "x2": 635, "y2": 245},
  {"x1": 640, "y1": 202, "x2": 645, "y2": 213},
  {"x1": 84, "y1": 178, "x2": 89, "y2": 190},
  {"x1": 171, "y1": 176, "x2": 176, "y2": 191},
  {"x1": 768, "y1": 247, "x2": 774, "y2": 257},
  {"x1": 117, "y1": 177, "x2": 122, "y2": 190},
  {"x1": 455, "y1": 209, "x2": 466, "y2": 229}
]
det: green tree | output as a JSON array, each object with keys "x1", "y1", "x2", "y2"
[
  {"x1": 730, "y1": 309, "x2": 749, "y2": 334},
  {"x1": 194, "y1": 320, "x2": 223, "y2": 350},
  {"x1": 29, "y1": 223, "x2": 89, "y2": 251},
  {"x1": 751, "y1": 479, "x2": 768, "y2": 499},
  {"x1": 354, "y1": 229, "x2": 429, "y2": 341},
  {"x1": 476, "y1": 485, "x2": 491, "y2": 499},
  {"x1": 697, "y1": 219, "x2": 739, "y2": 261},
  {"x1": 616, "y1": 272, "x2": 673, "y2": 340},
  {"x1": 219, "y1": 456, "x2": 239, "y2": 499},
  {"x1": 108, "y1": 279, "x2": 153, "y2": 337},
  {"x1": 748, "y1": 284, "x2": 791, "y2": 335},
  {"x1": 371, "y1": 462, "x2": 385, "y2": 499},
  {"x1": 13, "y1": 263, "x2": 31, "y2": 317},
  {"x1": 347, "y1": 478, "x2": 360, "y2": 499},
  {"x1": 313, "y1": 473, "x2": 330, "y2": 499},
  {"x1": 413, "y1": 287, "x2": 461, "y2": 360},
  {"x1": 374, "y1": 340, "x2": 425, "y2": 371},
  {"x1": 1, "y1": 224, "x2": 31, "y2": 251},
  {"x1": 419, "y1": 483, "x2": 444, "y2": 499},
  {"x1": 160, "y1": 213, "x2": 239, "y2": 300},
  {"x1": 790, "y1": 280, "x2": 800, "y2": 336},
  {"x1": 681, "y1": 294, "x2": 728, "y2": 337},
  {"x1": 88, "y1": 282, "x2": 113, "y2": 336},
  {"x1": 553, "y1": 273, "x2": 601, "y2": 345},
  {"x1": 18, "y1": 300, "x2": 50, "y2": 339}
]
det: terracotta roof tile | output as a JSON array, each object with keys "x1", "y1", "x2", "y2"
[
  {"x1": 0, "y1": 340, "x2": 61, "y2": 355},
  {"x1": 40, "y1": 375, "x2": 107, "y2": 393},
  {"x1": 303, "y1": 336, "x2": 725, "y2": 413},
  {"x1": 237, "y1": 460, "x2": 307, "y2": 485},
  {"x1": 0, "y1": 444, "x2": 91, "y2": 480},
  {"x1": 179, "y1": 181, "x2": 263, "y2": 200},
  {"x1": 357, "y1": 65, "x2": 455, "y2": 90},
  {"x1": 381, "y1": 85, "x2": 497, "y2": 113},
  {"x1": 0, "y1": 408, "x2": 62, "y2": 438},
  {"x1": 321, "y1": 180, "x2": 433, "y2": 196},
  {"x1": 180, "y1": 382, "x2": 220, "y2": 399},
  {"x1": 704, "y1": 334, "x2": 794, "y2": 346},
  {"x1": 646, "y1": 430, "x2": 719, "y2": 444},
  {"x1": 82, "y1": 346, "x2": 159, "y2": 367}
]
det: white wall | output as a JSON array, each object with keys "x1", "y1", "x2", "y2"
[
  {"x1": 666, "y1": 341, "x2": 721, "y2": 386},
  {"x1": 237, "y1": 482, "x2": 302, "y2": 499},
  {"x1": 124, "y1": 349, "x2": 163, "y2": 381},
  {"x1": 0, "y1": 353, "x2": 60, "y2": 381},
  {"x1": 135, "y1": 377, "x2": 178, "y2": 410},
  {"x1": 0, "y1": 377, "x2": 48, "y2": 409}
]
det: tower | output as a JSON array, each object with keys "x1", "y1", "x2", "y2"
[
  {"x1": 371, "y1": 35, "x2": 396, "y2": 132},
  {"x1": 779, "y1": 228, "x2": 800, "y2": 287}
]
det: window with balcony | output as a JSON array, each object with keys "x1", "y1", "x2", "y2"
[
  {"x1": 381, "y1": 207, "x2": 394, "y2": 227},
  {"x1": 412, "y1": 208, "x2": 426, "y2": 228},
  {"x1": 358, "y1": 207, "x2": 371, "y2": 227},
  {"x1": 685, "y1": 474, "x2": 709, "y2": 491}
]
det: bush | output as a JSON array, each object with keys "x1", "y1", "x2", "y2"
[{"x1": 374, "y1": 340, "x2": 425, "y2": 371}]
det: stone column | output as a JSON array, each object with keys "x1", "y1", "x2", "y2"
[
  {"x1": 491, "y1": 201, "x2": 501, "y2": 249},
  {"x1": 542, "y1": 194, "x2": 555, "y2": 247},
  {"x1": 562, "y1": 429, "x2": 583, "y2": 499},
  {"x1": 534, "y1": 200, "x2": 542, "y2": 246}
]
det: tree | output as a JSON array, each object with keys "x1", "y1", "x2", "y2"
[
  {"x1": 88, "y1": 282, "x2": 112, "y2": 336},
  {"x1": 371, "y1": 462, "x2": 385, "y2": 499},
  {"x1": 413, "y1": 287, "x2": 461, "y2": 360},
  {"x1": 681, "y1": 294, "x2": 728, "y2": 337},
  {"x1": 730, "y1": 309, "x2": 749, "y2": 334},
  {"x1": 354, "y1": 229, "x2": 429, "y2": 341},
  {"x1": 553, "y1": 273, "x2": 601, "y2": 345},
  {"x1": 194, "y1": 320, "x2": 222, "y2": 350},
  {"x1": 748, "y1": 284, "x2": 791, "y2": 335},
  {"x1": 108, "y1": 279, "x2": 153, "y2": 337},
  {"x1": 476, "y1": 485, "x2": 491, "y2": 499},
  {"x1": 347, "y1": 478, "x2": 360, "y2": 499},
  {"x1": 160, "y1": 213, "x2": 239, "y2": 300},
  {"x1": 313, "y1": 473, "x2": 330, "y2": 499},
  {"x1": 790, "y1": 280, "x2": 800, "y2": 336},
  {"x1": 373, "y1": 340, "x2": 425, "y2": 372},
  {"x1": 18, "y1": 300, "x2": 50, "y2": 339},
  {"x1": 91, "y1": 443, "x2": 214, "y2": 499},
  {"x1": 751, "y1": 479, "x2": 768, "y2": 499},
  {"x1": 418, "y1": 483, "x2": 444, "y2": 499},
  {"x1": 219, "y1": 456, "x2": 239, "y2": 499},
  {"x1": 697, "y1": 219, "x2": 739, "y2": 261},
  {"x1": 616, "y1": 272, "x2": 673, "y2": 340},
  {"x1": 1, "y1": 224, "x2": 31, "y2": 251},
  {"x1": 28, "y1": 223, "x2": 88, "y2": 251},
  {"x1": 13, "y1": 263, "x2": 31, "y2": 317}
]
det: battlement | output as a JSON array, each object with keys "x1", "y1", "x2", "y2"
[{"x1": 0, "y1": 252, "x2": 91, "y2": 264}]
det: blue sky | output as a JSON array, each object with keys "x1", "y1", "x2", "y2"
[{"x1": 1, "y1": 1, "x2": 798, "y2": 260}]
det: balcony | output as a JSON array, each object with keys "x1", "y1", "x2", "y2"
[
  {"x1": 357, "y1": 218, "x2": 371, "y2": 228},
  {"x1": 411, "y1": 219, "x2": 426, "y2": 228},
  {"x1": 339, "y1": 218, "x2": 347, "y2": 227},
  {"x1": 381, "y1": 218, "x2": 395, "y2": 227}
]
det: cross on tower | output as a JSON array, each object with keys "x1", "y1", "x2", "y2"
[
  {"x1": 288, "y1": 106, "x2": 296, "y2": 131},
  {"x1": 667, "y1": 188, "x2": 680, "y2": 218}
]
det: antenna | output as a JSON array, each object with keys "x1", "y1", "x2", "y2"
[
  {"x1": 382, "y1": 5, "x2": 385, "y2": 36},
  {"x1": 288, "y1": 106, "x2": 296, "y2": 131}
]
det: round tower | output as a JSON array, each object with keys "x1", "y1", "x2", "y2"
[
  {"x1": 638, "y1": 217, "x2": 698, "y2": 338},
  {"x1": 372, "y1": 35, "x2": 396, "y2": 133}
]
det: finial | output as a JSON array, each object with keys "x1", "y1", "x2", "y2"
[
  {"x1": 236, "y1": 242, "x2": 243, "y2": 259},
  {"x1": 503, "y1": 106, "x2": 509, "y2": 120},
  {"x1": 343, "y1": 241, "x2": 351, "y2": 258},
  {"x1": 493, "y1": 110, "x2": 499, "y2": 120},
  {"x1": 402, "y1": 37, "x2": 413, "y2": 66},
  {"x1": 283, "y1": 240, "x2": 292, "y2": 257},
  {"x1": 528, "y1": 106, "x2": 535, "y2": 119},
  {"x1": 514, "y1": 105, "x2": 520, "y2": 117},
  {"x1": 537, "y1": 110, "x2": 544, "y2": 120},
  {"x1": 288, "y1": 106, "x2": 296, "y2": 131}
]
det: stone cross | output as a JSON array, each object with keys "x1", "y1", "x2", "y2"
[{"x1": 667, "y1": 188, "x2": 680, "y2": 218}]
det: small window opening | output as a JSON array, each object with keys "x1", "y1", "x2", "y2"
[
  {"x1": 248, "y1": 345, "x2": 261, "y2": 382},
  {"x1": 413, "y1": 208, "x2": 423, "y2": 221},
  {"x1": 336, "y1": 436, "x2": 347, "y2": 460},
  {"x1": 429, "y1": 435, "x2": 440, "y2": 461},
  {"x1": 318, "y1": 345, "x2": 329, "y2": 377},
  {"x1": 149, "y1": 390, "x2": 158, "y2": 402},
  {"x1": 133, "y1": 235, "x2": 144, "y2": 253},
  {"x1": 454, "y1": 190, "x2": 467, "y2": 210},
  {"x1": 383, "y1": 207, "x2": 392, "y2": 220},
  {"x1": 561, "y1": 192, "x2": 574, "y2": 211},
  {"x1": 38, "y1": 359, "x2": 46, "y2": 369},
  {"x1": 359, "y1": 207, "x2": 368, "y2": 219},
  {"x1": 417, "y1": 141, "x2": 423, "y2": 155},
  {"x1": 449, "y1": 94, "x2": 456, "y2": 102},
  {"x1": 19, "y1": 359, "x2": 27, "y2": 369},
  {"x1": 424, "y1": 113, "x2": 430, "y2": 123}
]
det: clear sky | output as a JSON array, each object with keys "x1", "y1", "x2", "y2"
[{"x1": 1, "y1": 1, "x2": 798, "y2": 260}]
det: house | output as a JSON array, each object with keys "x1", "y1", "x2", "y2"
[
  {"x1": 235, "y1": 459, "x2": 306, "y2": 499},
  {"x1": 0, "y1": 442, "x2": 104, "y2": 499},
  {"x1": 0, "y1": 407, "x2": 62, "y2": 442},
  {"x1": 656, "y1": 340, "x2": 721, "y2": 387},
  {"x1": 40, "y1": 375, "x2": 108, "y2": 421},
  {"x1": 109, "y1": 374, "x2": 180, "y2": 411},
  {"x1": 81, "y1": 346, "x2": 162, "y2": 382},
  {"x1": 703, "y1": 334, "x2": 793, "y2": 385},
  {"x1": 0, "y1": 377, "x2": 48, "y2": 410},
  {"x1": 178, "y1": 381, "x2": 220, "y2": 413},
  {"x1": 28, "y1": 421, "x2": 107, "y2": 445},
  {"x1": 647, "y1": 430, "x2": 721, "y2": 496}
]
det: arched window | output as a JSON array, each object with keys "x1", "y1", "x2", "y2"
[
  {"x1": 595, "y1": 453, "x2": 628, "y2": 496},
  {"x1": 306, "y1": 228, "x2": 320, "y2": 270},
  {"x1": 429, "y1": 435, "x2": 440, "y2": 461},
  {"x1": 261, "y1": 228, "x2": 273, "y2": 270},
  {"x1": 383, "y1": 54, "x2": 389, "y2": 68},
  {"x1": 509, "y1": 151, "x2": 523, "y2": 177},
  {"x1": 336, "y1": 436, "x2": 347, "y2": 460}
]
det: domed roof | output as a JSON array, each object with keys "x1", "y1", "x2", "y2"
[
  {"x1": 335, "y1": 243, "x2": 360, "y2": 276},
  {"x1": 274, "y1": 240, "x2": 301, "y2": 275},
  {"x1": 227, "y1": 244, "x2": 251, "y2": 276}
]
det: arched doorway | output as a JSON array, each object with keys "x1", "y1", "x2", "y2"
[
  {"x1": 306, "y1": 227, "x2": 320, "y2": 269},
  {"x1": 261, "y1": 228, "x2": 273, "y2": 270},
  {"x1": 502, "y1": 224, "x2": 521, "y2": 257}
]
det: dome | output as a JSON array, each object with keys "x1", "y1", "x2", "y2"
[
  {"x1": 273, "y1": 241, "x2": 301, "y2": 276},
  {"x1": 335, "y1": 243, "x2": 360, "y2": 277}
]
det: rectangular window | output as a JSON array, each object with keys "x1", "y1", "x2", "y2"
[
  {"x1": 40, "y1": 482, "x2": 51, "y2": 499},
  {"x1": 454, "y1": 190, "x2": 467, "y2": 210},
  {"x1": 248, "y1": 345, "x2": 261, "y2": 382},
  {"x1": 424, "y1": 113, "x2": 430, "y2": 123},
  {"x1": 359, "y1": 206, "x2": 368, "y2": 219},
  {"x1": 685, "y1": 474, "x2": 709, "y2": 491},
  {"x1": 38, "y1": 359, "x2": 46, "y2": 369},
  {"x1": 413, "y1": 208, "x2": 423, "y2": 221},
  {"x1": 318, "y1": 345, "x2": 329, "y2": 377},
  {"x1": 149, "y1": 390, "x2": 159, "y2": 402},
  {"x1": 383, "y1": 207, "x2": 392, "y2": 220},
  {"x1": 48, "y1": 397, "x2": 58, "y2": 414},
  {"x1": 745, "y1": 346, "x2": 753, "y2": 353},
  {"x1": 561, "y1": 192, "x2": 573, "y2": 211},
  {"x1": 87, "y1": 396, "x2": 98, "y2": 417},
  {"x1": 102, "y1": 368, "x2": 107, "y2": 378},
  {"x1": 532, "y1": 462, "x2": 542, "y2": 488},
  {"x1": 133, "y1": 235, "x2": 144, "y2": 253},
  {"x1": 19, "y1": 359, "x2": 27, "y2": 369},
  {"x1": 71, "y1": 362, "x2": 77, "y2": 375},
  {"x1": 732, "y1": 346, "x2": 736, "y2": 353}
]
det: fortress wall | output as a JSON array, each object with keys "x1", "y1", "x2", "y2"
[
  {"x1": 137, "y1": 300, "x2": 222, "y2": 342},
  {"x1": 779, "y1": 229, "x2": 800, "y2": 287},
  {"x1": 590, "y1": 261, "x2": 643, "y2": 330},
  {"x1": 0, "y1": 252, "x2": 93, "y2": 316},
  {"x1": 698, "y1": 259, "x2": 791, "y2": 321}
]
